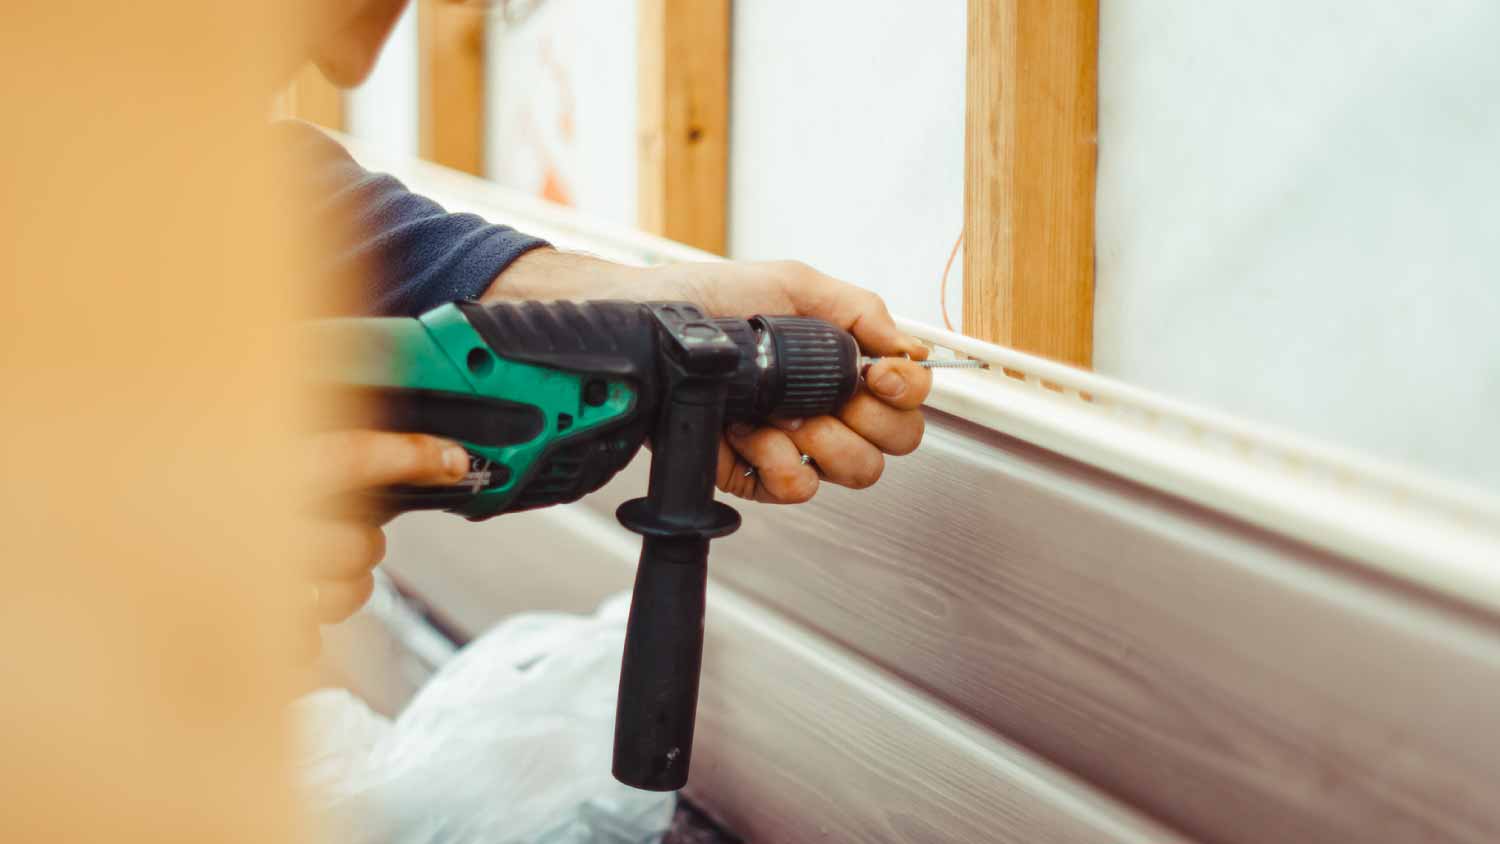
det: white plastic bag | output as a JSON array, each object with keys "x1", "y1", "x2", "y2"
[{"x1": 294, "y1": 593, "x2": 676, "y2": 844}]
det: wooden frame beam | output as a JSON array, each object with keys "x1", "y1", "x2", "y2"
[
  {"x1": 418, "y1": 0, "x2": 486, "y2": 175},
  {"x1": 964, "y1": 0, "x2": 1098, "y2": 366},
  {"x1": 637, "y1": 0, "x2": 730, "y2": 254}
]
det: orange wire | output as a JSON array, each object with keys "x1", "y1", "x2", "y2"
[{"x1": 939, "y1": 229, "x2": 963, "y2": 332}]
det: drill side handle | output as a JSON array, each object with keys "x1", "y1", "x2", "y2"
[
  {"x1": 612, "y1": 535, "x2": 711, "y2": 790},
  {"x1": 613, "y1": 304, "x2": 743, "y2": 791},
  {"x1": 612, "y1": 390, "x2": 741, "y2": 790}
]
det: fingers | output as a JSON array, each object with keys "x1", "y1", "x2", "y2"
[
  {"x1": 844, "y1": 289, "x2": 929, "y2": 360},
  {"x1": 784, "y1": 416, "x2": 885, "y2": 490},
  {"x1": 777, "y1": 265, "x2": 927, "y2": 359},
  {"x1": 723, "y1": 424, "x2": 818, "y2": 504},
  {"x1": 837, "y1": 392, "x2": 926, "y2": 456},
  {"x1": 311, "y1": 572, "x2": 375, "y2": 624},
  {"x1": 301, "y1": 518, "x2": 384, "y2": 625},
  {"x1": 308, "y1": 520, "x2": 386, "y2": 579},
  {"x1": 861, "y1": 358, "x2": 933, "y2": 411},
  {"x1": 715, "y1": 440, "x2": 758, "y2": 500},
  {"x1": 307, "y1": 430, "x2": 469, "y2": 495}
]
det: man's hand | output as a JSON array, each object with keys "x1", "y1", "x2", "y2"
[
  {"x1": 490, "y1": 250, "x2": 933, "y2": 504},
  {"x1": 300, "y1": 431, "x2": 468, "y2": 631}
]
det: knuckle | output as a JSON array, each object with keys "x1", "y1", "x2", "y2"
[
  {"x1": 775, "y1": 259, "x2": 813, "y2": 278},
  {"x1": 847, "y1": 453, "x2": 885, "y2": 489},
  {"x1": 363, "y1": 526, "x2": 387, "y2": 567},
  {"x1": 351, "y1": 573, "x2": 375, "y2": 609},
  {"x1": 907, "y1": 364, "x2": 935, "y2": 395},
  {"x1": 770, "y1": 468, "x2": 816, "y2": 503},
  {"x1": 343, "y1": 434, "x2": 381, "y2": 482},
  {"x1": 799, "y1": 416, "x2": 840, "y2": 448},
  {"x1": 413, "y1": 434, "x2": 448, "y2": 468},
  {"x1": 888, "y1": 415, "x2": 925, "y2": 456}
]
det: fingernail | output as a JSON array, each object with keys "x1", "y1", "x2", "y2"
[
  {"x1": 873, "y1": 370, "x2": 907, "y2": 399},
  {"x1": 728, "y1": 422, "x2": 754, "y2": 438},
  {"x1": 443, "y1": 446, "x2": 470, "y2": 477},
  {"x1": 772, "y1": 417, "x2": 803, "y2": 431}
]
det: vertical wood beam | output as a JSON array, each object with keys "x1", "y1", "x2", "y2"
[
  {"x1": 286, "y1": 63, "x2": 345, "y2": 131},
  {"x1": 964, "y1": 0, "x2": 1097, "y2": 367},
  {"x1": 419, "y1": 0, "x2": 485, "y2": 175},
  {"x1": 638, "y1": 0, "x2": 730, "y2": 254}
]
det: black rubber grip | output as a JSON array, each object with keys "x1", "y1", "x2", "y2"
[{"x1": 754, "y1": 315, "x2": 859, "y2": 418}]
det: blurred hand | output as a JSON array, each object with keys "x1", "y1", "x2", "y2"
[
  {"x1": 491, "y1": 251, "x2": 933, "y2": 504},
  {"x1": 300, "y1": 431, "x2": 468, "y2": 633}
]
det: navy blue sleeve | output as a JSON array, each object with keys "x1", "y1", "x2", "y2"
[{"x1": 277, "y1": 121, "x2": 549, "y2": 317}]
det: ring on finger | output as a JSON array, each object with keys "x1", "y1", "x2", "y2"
[{"x1": 743, "y1": 452, "x2": 815, "y2": 478}]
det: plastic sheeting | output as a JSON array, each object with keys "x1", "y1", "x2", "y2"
[
  {"x1": 296, "y1": 594, "x2": 674, "y2": 844},
  {"x1": 1094, "y1": 2, "x2": 1500, "y2": 490}
]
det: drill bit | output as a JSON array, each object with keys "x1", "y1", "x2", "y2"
[{"x1": 859, "y1": 356, "x2": 989, "y2": 370}]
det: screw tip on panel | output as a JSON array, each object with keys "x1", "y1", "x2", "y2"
[{"x1": 859, "y1": 356, "x2": 989, "y2": 370}]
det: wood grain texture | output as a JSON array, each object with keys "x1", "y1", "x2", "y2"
[
  {"x1": 599, "y1": 415, "x2": 1500, "y2": 843},
  {"x1": 338, "y1": 137, "x2": 1500, "y2": 843},
  {"x1": 964, "y1": 0, "x2": 1097, "y2": 365},
  {"x1": 380, "y1": 511, "x2": 1191, "y2": 844},
  {"x1": 418, "y1": 0, "x2": 484, "y2": 174},
  {"x1": 637, "y1": 0, "x2": 729, "y2": 254},
  {"x1": 380, "y1": 408, "x2": 1500, "y2": 842},
  {"x1": 286, "y1": 62, "x2": 344, "y2": 131}
]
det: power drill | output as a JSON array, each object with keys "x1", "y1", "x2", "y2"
[{"x1": 314, "y1": 298, "x2": 868, "y2": 791}]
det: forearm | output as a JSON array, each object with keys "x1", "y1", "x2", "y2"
[{"x1": 481, "y1": 248, "x2": 653, "y2": 302}]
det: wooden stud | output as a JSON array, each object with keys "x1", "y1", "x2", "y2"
[
  {"x1": 637, "y1": 0, "x2": 730, "y2": 254},
  {"x1": 418, "y1": 0, "x2": 486, "y2": 175},
  {"x1": 286, "y1": 62, "x2": 345, "y2": 131},
  {"x1": 963, "y1": 0, "x2": 1098, "y2": 367}
]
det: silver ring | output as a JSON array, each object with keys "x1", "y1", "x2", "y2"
[{"x1": 744, "y1": 454, "x2": 814, "y2": 478}]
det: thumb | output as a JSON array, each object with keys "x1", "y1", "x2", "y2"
[
  {"x1": 783, "y1": 270, "x2": 927, "y2": 360},
  {"x1": 307, "y1": 430, "x2": 470, "y2": 495}
]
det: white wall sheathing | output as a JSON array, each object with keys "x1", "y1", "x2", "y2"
[
  {"x1": 1094, "y1": 2, "x2": 1500, "y2": 490},
  {"x1": 727, "y1": 2, "x2": 967, "y2": 329},
  {"x1": 340, "y1": 3, "x2": 1499, "y2": 495},
  {"x1": 485, "y1": 0, "x2": 638, "y2": 226}
]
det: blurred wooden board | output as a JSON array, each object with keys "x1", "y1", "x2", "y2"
[{"x1": 285, "y1": 62, "x2": 344, "y2": 131}]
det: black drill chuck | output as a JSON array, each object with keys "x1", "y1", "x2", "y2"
[{"x1": 721, "y1": 315, "x2": 861, "y2": 422}]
